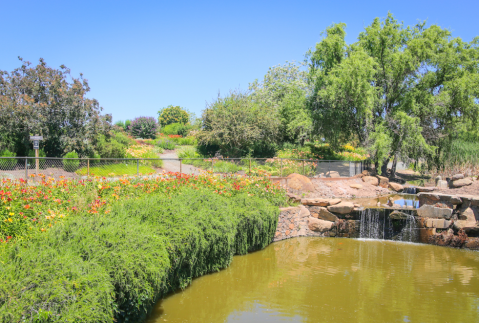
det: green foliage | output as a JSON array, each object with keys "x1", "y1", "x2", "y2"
[
  {"x1": 198, "y1": 91, "x2": 280, "y2": 157},
  {"x1": 76, "y1": 163, "x2": 157, "y2": 176},
  {"x1": 129, "y1": 117, "x2": 158, "y2": 139},
  {"x1": 0, "y1": 188, "x2": 278, "y2": 322},
  {"x1": 94, "y1": 134, "x2": 127, "y2": 159},
  {"x1": 63, "y1": 151, "x2": 80, "y2": 172},
  {"x1": 124, "y1": 120, "x2": 131, "y2": 129},
  {"x1": 158, "y1": 105, "x2": 189, "y2": 127},
  {"x1": 0, "y1": 58, "x2": 111, "y2": 157},
  {"x1": 156, "y1": 139, "x2": 176, "y2": 150},
  {"x1": 0, "y1": 149, "x2": 17, "y2": 170},
  {"x1": 177, "y1": 146, "x2": 200, "y2": 159},
  {"x1": 308, "y1": 13, "x2": 479, "y2": 171},
  {"x1": 114, "y1": 120, "x2": 125, "y2": 129}
]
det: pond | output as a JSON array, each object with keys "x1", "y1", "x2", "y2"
[{"x1": 146, "y1": 238, "x2": 479, "y2": 322}]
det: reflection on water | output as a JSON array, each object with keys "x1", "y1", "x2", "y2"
[
  {"x1": 146, "y1": 238, "x2": 479, "y2": 323},
  {"x1": 350, "y1": 194, "x2": 420, "y2": 208}
]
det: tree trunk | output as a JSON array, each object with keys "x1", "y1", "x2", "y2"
[{"x1": 380, "y1": 157, "x2": 389, "y2": 176}]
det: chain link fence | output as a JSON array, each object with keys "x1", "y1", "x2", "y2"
[{"x1": 0, "y1": 157, "x2": 366, "y2": 182}]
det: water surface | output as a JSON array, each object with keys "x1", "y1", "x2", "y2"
[{"x1": 147, "y1": 238, "x2": 479, "y2": 323}]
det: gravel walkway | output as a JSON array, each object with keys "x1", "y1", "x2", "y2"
[{"x1": 159, "y1": 151, "x2": 202, "y2": 175}]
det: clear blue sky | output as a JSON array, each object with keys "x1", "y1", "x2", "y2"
[{"x1": 1, "y1": 0, "x2": 477, "y2": 122}]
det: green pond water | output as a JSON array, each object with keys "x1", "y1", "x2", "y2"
[{"x1": 147, "y1": 238, "x2": 479, "y2": 323}]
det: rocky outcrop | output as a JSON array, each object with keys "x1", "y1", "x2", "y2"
[
  {"x1": 452, "y1": 174, "x2": 464, "y2": 181},
  {"x1": 349, "y1": 184, "x2": 363, "y2": 189},
  {"x1": 377, "y1": 176, "x2": 389, "y2": 188},
  {"x1": 454, "y1": 207, "x2": 478, "y2": 230},
  {"x1": 325, "y1": 171, "x2": 340, "y2": 178}
]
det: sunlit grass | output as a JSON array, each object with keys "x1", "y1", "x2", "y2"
[{"x1": 76, "y1": 164, "x2": 157, "y2": 177}]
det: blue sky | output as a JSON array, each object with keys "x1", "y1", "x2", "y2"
[{"x1": 1, "y1": 0, "x2": 478, "y2": 122}]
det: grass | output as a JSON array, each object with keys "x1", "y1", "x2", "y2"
[{"x1": 76, "y1": 164, "x2": 157, "y2": 177}]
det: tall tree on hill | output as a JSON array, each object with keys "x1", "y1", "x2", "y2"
[
  {"x1": 0, "y1": 58, "x2": 111, "y2": 157},
  {"x1": 308, "y1": 13, "x2": 479, "y2": 173}
]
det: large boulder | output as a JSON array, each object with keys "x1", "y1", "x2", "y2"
[
  {"x1": 362, "y1": 176, "x2": 379, "y2": 186},
  {"x1": 451, "y1": 178, "x2": 472, "y2": 188},
  {"x1": 388, "y1": 182, "x2": 404, "y2": 192},
  {"x1": 308, "y1": 218, "x2": 335, "y2": 232},
  {"x1": 309, "y1": 206, "x2": 339, "y2": 221},
  {"x1": 416, "y1": 187, "x2": 435, "y2": 192},
  {"x1": 417, "y1": 205, "x2": 453, "y2": 219},
  {"x1": 301, "y1": 198, "x2": 330, "y2": 206},
  {"x1": 436, "y1": 180, "x2": 448, "y2": 189},
  {"x1": 327, "y1": 202, "x2": 354, "y2": 214},
  {"x1": 287, "y1": 173, "x2": 314, "y2": 192}
]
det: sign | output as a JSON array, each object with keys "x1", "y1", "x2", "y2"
[
  {"x1": 30, "y1": 136, "x2": 43, "y2": 140},
  {"x1": 33, "y1": 140, "x2": 39, "y2": 149}
]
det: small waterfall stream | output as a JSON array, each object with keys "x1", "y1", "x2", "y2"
[{"x1": 359, "y1": 208, "x2": 419, "y2": 242}]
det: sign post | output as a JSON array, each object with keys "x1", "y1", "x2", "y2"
[{"x1": 30, "y1": 135, "x2": 43, "y2": 175}]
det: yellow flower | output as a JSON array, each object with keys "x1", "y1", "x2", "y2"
[
  {"x1": 98, "y1": 184, "x2": 102, "y2": 189},
  {"x1": 9, "y1": 212, "x2": 14, "y2": 216},
  {"x1": 8, "y1": 218, "x2": 13, "y2": 222}
]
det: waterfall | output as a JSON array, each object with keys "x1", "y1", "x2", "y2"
[
  {"x1": 359, "y1": 209, "x2": 419, "y2": 242},
  {"x1": 403, "y1": 187, "x2": 417, "y2": 194}
]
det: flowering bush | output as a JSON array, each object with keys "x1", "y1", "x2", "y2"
[
  {"x1": 0, "y1": 172, "x2": 286, "y2": 243},
  {"x1": 129, "y1": 117, "x2": 158, "y2": 139}
]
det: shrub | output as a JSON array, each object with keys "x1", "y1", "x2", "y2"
[
  {"x1": 112, "y1": 131, "x2": 136, "y2": 147},
  {"x1": 129, "y1": 117, "x2": 158, "y2": 139},
  {"x1": 177, "y1": 146, "x2": 199, "y2": 159},
  {"x1": 0, "y1": 149, "x2": 17, "y2": 170},
  {"x1": 0, "y1": 188, "x2": 278, "y2": 322},
  {"x1": 158, "y1": 105, "x2": 189, "y2": 127},
  {"x1": 141, "y1": 150, "x2": 164, "y2": 168},
  {"x1": 125, "y1": 119, "x2": 131, "y2": 129},
  {"x1": 94, "y1": 134, "x2": 127, "y2": 158},
  {"x1": 63, "y1": 151, "x2": 80, "y2": 172},
  {"x1": 114, "y1": 120, "x2": 125, "y2": 129},
  {"x1": 157, "y1": 139, "x2": 176, "y2": 150},
  {"x1": 28, "y1": 149, "x2": 47, "y2": 169}
]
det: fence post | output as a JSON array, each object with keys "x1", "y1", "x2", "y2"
[
  {"x1": 280, "y1": 158, "x2": 283, "y2": 177},
  {"x1": 179, "y1": 159, "x2": 182, "y2": 174},
  {"x1": 87, "y1": 159, "x2": 90, "y2": 177},
  {"x1": 25, "y1": 158, "x2": 28, "y2": 183},
  {"x1": 137, "y1": 159, "x2": 139, "y2": 176}
]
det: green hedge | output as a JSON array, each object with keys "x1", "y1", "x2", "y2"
[{"x1": 0, "y1": 188, "x2": 279, "y2": 322}]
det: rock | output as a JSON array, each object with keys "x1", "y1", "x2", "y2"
[
  {"x1": 436, "y1": 180, "x2": 448, "y2": 189},
  {"x1": 389, "y1": 211, "x2": 410, "y2": 220},
  {"x1": 454, "y1": 207, "x2": 477, "y2": 230},
  {"x1": 362, "y1": 170, "x2": 371, "y2": 176},
  {"x1": 418, "y1": 228, "x2": 436, "y2": 244},
  {"x1": 452, "y1": 178, "x2": 473, "y2": 188},
  {"x1": 377, "y1": 176, "x2": 389, "y2": 188},
  {"x1": 362, "y1": 176, "x2": 379, "y2": 186},
  {"x1": 353, "y1": 203, "x2": 360, "y2": 207},
  {"x1": 425, "y1": 219, "x2": 451, "y2": 229},
  {"x1": 327, "y1": 202, "x2": 354, "y2": 214},
  {"x1": 286, "y1": 192, "x2": 301, "y2": 203},
  {"x1": 388, "y1": 182, "x2": 404, "y2": 192},
  {"x1": 286, "y1": 173, "x2": 315, "y2": 192},
  {"x1": 308, "y1": 218, "x2": 334, "y2": 232},
  {"x1": 416, "y1": 187, "x2": 435, "y2": 192},
  {"x1": 435, "y1": 175, "x2": 442, "y2": 186},
  {"x1": 465, "y1": 238, "x2": 479, "y2": 250},
  {"x1": 452, "y1": 174, "x2": 464, "y2": 181},
  {"x1": 350, "y1": 184, "x2": 363, "y2": 189},
  {"x1": 325, "y1": 171, "x2": 340, "y2": 178},
  {"x1": 309, "y1": 206, "x2": 339, "y2": 222},
  {"x1": 329, "y1": 199, "x2": 341, "y2": 205},
  {"x1": 298, "y1": 205, "x2": 310, "y2": 218},
  {"x1": 301, "y1": 198, "x2": 330, "y2": 206},
  {"x1": 417, "y1": 205, "x2": 453, "y2": 219}
]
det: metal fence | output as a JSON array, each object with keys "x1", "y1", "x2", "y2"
[{"x1": 0, "y1": 157, "x2": 366, "y2": 181}]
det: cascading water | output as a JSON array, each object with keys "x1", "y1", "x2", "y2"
[
  {"x1": 359, "y1": 208, "x2": 419, "y2": 242},
  {"x1": 403, "y1": 187, "x2": 417, "y2": 194}
]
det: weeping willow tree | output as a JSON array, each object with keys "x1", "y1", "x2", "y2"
[{"x1": 308, "y1": 13, "x2": 479, "y2": 174}]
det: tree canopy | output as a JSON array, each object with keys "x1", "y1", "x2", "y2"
[
  {"x1": 158, "y1": 105, "x2": 189, "y2": 127},
  {"x1": 308, "y1": 13, "x2": 479, "y2": 173},
  {"x1": 0, "y1": 58, "x2": 111, "y2": 157}
]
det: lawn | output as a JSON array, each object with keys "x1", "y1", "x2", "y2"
[{"x1": 75, "y1": 163, "x2": 157, "y2": 177}]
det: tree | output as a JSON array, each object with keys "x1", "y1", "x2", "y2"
[
  {"x1": 198, "y1": 91, "x2": 280, "y2": 157},
  {"x1": 129, "y1": 116, "x2": 158, "y2": 139},
  {"x1": 308, "y1": 13, "x2": 479, "y2": 173},
  {"x1": 0, "y1": 58, "x2": 111, "y2": 157},
  {"x1": 249, "y1": 61, "x2": 312, "y2": 144},
  {"x1": 158, "y1": 105, "x2": 189, "y2": 127}
]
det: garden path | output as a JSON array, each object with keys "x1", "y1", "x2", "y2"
[{"x1": 159, "y1": 150, "x2": 202, "y2": 175}]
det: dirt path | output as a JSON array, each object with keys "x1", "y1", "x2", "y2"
[{"x1": 159, "y1": 150, "x2": 202, "y2": 175}]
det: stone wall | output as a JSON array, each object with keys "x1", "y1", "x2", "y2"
[{"x1": 274, "y1": 195, "x2": 479, "y2": 250}]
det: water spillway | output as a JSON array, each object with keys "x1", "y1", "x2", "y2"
[{"x1": 359, "y1": 208, "x2": 419, "y2": 242}]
